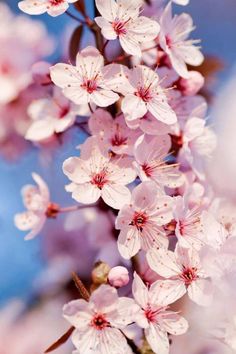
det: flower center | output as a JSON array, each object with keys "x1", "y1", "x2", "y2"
[
  {"x1": 81, "y1": 79, "x2": 98, "y2": 94},
  {"x1": 59, "y1": 105, "x2": 70, "y2": 118},
  {"x1": 91, "y1": 313, "x2": 109, "y2": 330},
  {"x1": 112, "y1": 20, "x2": 128, "y2": 35},
  {"x1": 49, "y1": 0, "x2": 64, "y2": 6},
  {"x1": 111, "y1": 133, "x2": 128, "y2": 147},
  {"x1": 180, "y1": 267, "x2": 198, "y2": 286},
  {"x1": 91, "y1": 170, "x2": 108, "y2": 189},
  {"x1": 130, "y1": 211, "x2": 148, "y2": 231},
  {"x1": 145, "y1": 306, "x2": 164, "y2": 323},
  {"x1": 135, "y1": 86, "x2": 153, "y2": 102},
  {"x1": 166, "y1": 35, "x2": 172, "y2": 48}
]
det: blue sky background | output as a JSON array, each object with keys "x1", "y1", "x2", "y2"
[{"x1": 0, "y1": 0, "x2": 236, "y2": 306}]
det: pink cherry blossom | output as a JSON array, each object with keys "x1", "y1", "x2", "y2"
[
  {"x1": 18, "y1": 0, "x2": 77, "y2": 17},
  {"x1": 50, "y1": 46, "x2": 123, "y2": 108},
  {"x1": 63, "y1": 284, "x2": 138, "y2": 354},
  {"x1": 25, "y1": 87, "x2": 82, "y2": 142},
  {"x1": 173, "y1": 196, "x2": 204, "y2": 250},
  {"x1": 134, "y1": 134, "x2": 184, "y2": 189},
  {"x1": 177, "y1": 71, "x2": 204, "y2": 96},
  {"x1": 63, "y1": 138, "x2": 136, "y2": 209},
  {"x1": 88, "y1": 108, "x2": 141, "y2": 155},
  {"x1": 121, "y1": 65, "x2": 177, "y2": 123},
  {"x1": 95, "y1": 0, "x2": 160, "y2": 57},
  {"x1": 108, "y1": 266, "x2": 129, "y2": 287},
  {"x1": 178, "y1": 117, "x2": 217, "y2": 179},
  {"x1": 132, "y1": 272, "x2": 188, "y2": 354},
  {"x1": 159, "y1": 3, "x2": 204, "y2": 78},
  {"x1": 14, "y1": 173, "x2": 51, "y2": 240},
  {"x1": 116, "y1": 181, "x2": 173, "y2": 259},
  {"x1": 147, "y1": 245, "x2": 213, "y2": 306},
  {"x1": 0, "y1": 3, "x2": 54, "y2": 104}
]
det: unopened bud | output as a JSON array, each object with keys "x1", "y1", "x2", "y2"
[
  {"x1": 91, "y1": 261, "x2": 110, "y2": 285},
  {"x1": 108, "y1": 266, "x2": 129, "y2": 288}
]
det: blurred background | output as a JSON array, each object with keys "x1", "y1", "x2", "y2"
[{"x1": 0, "y1": 0, "x2": 236, "y2": 352}]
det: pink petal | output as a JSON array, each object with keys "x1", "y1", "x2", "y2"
[
  {"x1": 149, "y1": 279, "x2": 186, "y2": 306},
  {"x1": 67, "y1": 183, "x2": 101, "y2": 204},
  {"x1": 147, "y1": 248, "x2": 181, "y2": 278},
  {"x1": 132, "y1": 272, "x2": 149, "y2": 308},
  {"x1": 101, "y1": 184, "x2": 131, "y2": 209},
  {"x1": 118, "y1": 227, "x2": 141, "y2": 259}
]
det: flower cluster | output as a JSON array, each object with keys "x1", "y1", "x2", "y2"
[{"x1": 9, "y1": 0, "x2": 236, "y2": 353}]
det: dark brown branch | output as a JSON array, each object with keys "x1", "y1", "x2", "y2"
[
  {"x1": 44, "y1": 326, "x2": 75, "y2": 353},
  {"x1": 72, "y1": 272, "x2": 90, "y2": 301}
]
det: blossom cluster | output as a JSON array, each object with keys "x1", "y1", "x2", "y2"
[{"x1": 6, "y1": 0, "x2": 236, "y2": 353}]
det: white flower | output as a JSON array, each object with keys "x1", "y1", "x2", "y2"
[
  {"x1": 50, "y1": 46, "x2": 122, "y2": 108},
  {"x1": 63, "y1": 285, "x2": 138, "y2": 354},
  {"x1": 159, "y1": 3, "x2": 204, "y2": 78},
  {"x1": 95, "y1": 0, "x2": 160, "y2": 56},
  {"x1": 121, "y1": 65, "x2": 177, "y2": 123},
  {"x1": 14, "y1": 173, "x2": 50, "y2": 240},
  {"x1": 63, "y1": 137, "x2": 136, "y2": 209},
  {"x1": 132, "y1": 273, "x2": 188, "y2": 354}
]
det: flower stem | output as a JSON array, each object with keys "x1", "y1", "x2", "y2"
[
  {"x1": 65, "y1": 10, "x2": 86, "y2": 25},
  {"x1": 72, "y1": 272, "x2": 90, "y2": 301}
]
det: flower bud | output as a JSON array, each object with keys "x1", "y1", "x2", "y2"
[
  {"x1": 31, "y1": 61, "x2": 52, "y2": 85},
  {"x1": 179, "y1": 71, "x2": 204, "y2": 96},
  {"x1": 108, "y1": 266, "x2": 129, "y2": 288},
  {"x1": 91, "y1": 261, "x2": 110, "y2": 285}
]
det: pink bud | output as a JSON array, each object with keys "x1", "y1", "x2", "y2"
[
  {"x1": 108, "y1": 266, "x2": 129, "y2": 288},
  {"x1": 31, "y1": 61, "x2": 52, "y2": 85},
  {"x1": 179, "y1": 71, "x2": 204, "y2": 96}
]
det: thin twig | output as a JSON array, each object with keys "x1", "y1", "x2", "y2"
[
  {"x1": 44, "y1": 326, "x2": 75, "y2": 353},
  {"x1": 59, "y1": 204, "x2": 96, "y2": 213},
  {"x1": 72, "y1": 272, "x2": 90, "y2": 301},
  {"x1": 65, "y1": 10, "x2": 86, "y2": 24}
]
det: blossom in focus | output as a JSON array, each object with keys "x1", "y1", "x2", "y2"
[
  {"x1": 63, "y1": 284, "x2": 138, "y2": 354},
  {"x1": 134, "y1": 134, "x2": 184, "y2": 189},
  {"x1": 116, "y1": 181, "x2": 173, "y2": 259},
  {"x1": 147, "y1": 245, "x2": 213, "y2": 306},
  {"x1": 95, "y1": 0, "x2": 160, "y2": 57},
  {"x1": 18, "y1": 0, "x2": 78, "y2": 17},
  {"x1": 121, "y1": 65, "x2": 177, "y2": 122},
  {"x1": 132, "y1": 272, "x2": 188, "y2": 354},
  {"x1": 25, "y1": 88, "x2": 81, "y2": 142},
  {"x1": 159, "y1": 3, "x2": 204, "y2": 78},
  {"x1": 63, "y1": 138, "x2": 136, "y2": 209},
  {"x1": 178, "y1": 117, "x2": 217, "y2": 179},
  {"x1": 173, "y1": 196, "x2": 204, "y2": 250},
  {"x1": 50, "y1": 46, "x2": 122, "y2": 108},
  {"x1": 14, "y1": 173, "x2": 53, "y2": 240},
  {"x1": 88, "y1": 108, "x2": 141, "y2": 155}
]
